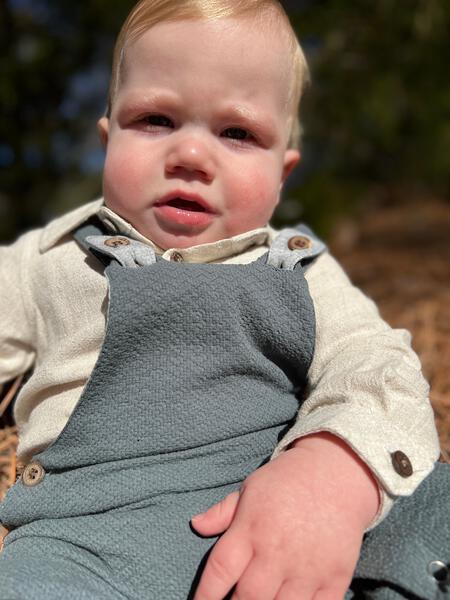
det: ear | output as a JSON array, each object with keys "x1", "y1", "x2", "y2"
[
  {"x1": 281, "y1": 149, "x2": 300, "y2": 186},
  {"x1": 97, "y1": 117, "x2": 110, "y2": 149}
]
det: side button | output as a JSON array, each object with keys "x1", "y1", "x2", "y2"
[{"x1": 21, "y1": 461, "x2": 46, "y2": 487}]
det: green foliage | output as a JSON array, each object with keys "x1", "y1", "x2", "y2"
[
  {"x1": 0, "y1": 0, "x2": 135, "y2": 241},
  {"x1": 279, "y1": 0, "x2": 450, "y2": 234},
  {"x1": 0, "y1": 0, "x2": 448, "y2": 241}
]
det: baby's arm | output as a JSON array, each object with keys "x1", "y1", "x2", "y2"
[
  {"x1": 0, "y1": 233, "x2": 37, "y2": 391},
  {"x1": 273, "y1": 251, "x2": 439, "y2": 519},
  {"x1": 191, "y1": 251, "x2": 439, "y2": 599}
]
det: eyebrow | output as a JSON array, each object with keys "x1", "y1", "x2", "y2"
[
  {"x1": 223, "y1": 104, "x2": 277, "y2": 140},
  {"x1": 116, "y1": 91, "x2": 181, "y2": 116},
  {"x1": 219, "y1": 104, "x2": 277, "y2": 133}
]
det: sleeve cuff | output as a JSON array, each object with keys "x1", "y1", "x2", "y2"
[{"x1": 271, "y1": 405, "x2": 440, "y2": 525}]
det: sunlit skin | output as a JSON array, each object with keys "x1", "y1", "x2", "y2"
[
  {"x1": 98, "y1": 16, "x2": 380, "y2": 600},
  {"x1": 98, "y1": 18, "x2": 300, "y2": 249}
]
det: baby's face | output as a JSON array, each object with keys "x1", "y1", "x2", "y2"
[{"x1": 98, "y1": 17, "x2": 300, "y2": 249}]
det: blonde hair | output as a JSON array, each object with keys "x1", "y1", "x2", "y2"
[{"x1": 106, "y1": 0, "x2": 309, "y2": 149}]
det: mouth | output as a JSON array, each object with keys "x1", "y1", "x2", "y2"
[
  {"x1": 155, "y1": 192, "x2": 214, "y2": 213},
  {"x1": 163, "y1": 197, "x2": 205, "y2": 212},
  {"x1": 153, "y1": 191, "x2": 217, "y2": 231}
]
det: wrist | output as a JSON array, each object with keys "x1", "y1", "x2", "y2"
[{"x1": 288, "y1": 432, "x2": 381, "y2": 528}]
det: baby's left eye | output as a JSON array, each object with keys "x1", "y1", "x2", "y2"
[{"x1": 221, "y1": 128, "x2": 252, "y2": 141}]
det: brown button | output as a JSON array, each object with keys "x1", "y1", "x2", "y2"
[
  {"x1": 391, "y1": 451, "x2": 413, "y2": 477},
  {"x1": 287, "y1": 235, "x2": 312, "y2": 251},
  {"x1": 104, "y1": 236, "x2": 130, "y2": 248},
  {"x1": 22, "y1": 462, "x2": 45, "y2": 487},
  {"x1": 171, "y1": 252, "x2": 184, "y2": 263}
]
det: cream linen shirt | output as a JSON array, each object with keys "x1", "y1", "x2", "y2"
[{"x1": 0, "y1": 199, "x2": 440, "y2": 524}]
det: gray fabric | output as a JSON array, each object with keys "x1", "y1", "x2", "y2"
[
  {"x1": 0, "y1": 222, "x2": 318, "y2": 598},
  {"x1": 347, "y1": 461, "x2": 450, "y2": 600}
]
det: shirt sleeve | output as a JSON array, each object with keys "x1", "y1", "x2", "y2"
[
  {"x1": 0, "y1": 232, "x2": 37, "y2": 386},
  {"x1": 272, "y1": 251, "x2": 440, "y2": 523}
]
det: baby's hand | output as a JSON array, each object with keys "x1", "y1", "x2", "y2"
[{"x1": 191, "y1": 433, "x2": 380, "y2": 600}]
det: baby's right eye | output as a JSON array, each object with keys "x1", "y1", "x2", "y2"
[{"x1": 142, "y1": 115, "x2": 174, "y2": 129}]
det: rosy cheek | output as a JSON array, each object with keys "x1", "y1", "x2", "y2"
[
  {"x1": 235, "y1": 171, "x2": 278, "y2": 211},
  {"x1": 224, "y1": 170, "x2": 279, "y2": 234},
  {"x1": 103, "y1": 149, "x2": 147, "y2": 208}
]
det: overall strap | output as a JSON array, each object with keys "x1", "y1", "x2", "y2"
[
  {"x1": 266, "y1": 224, "x2": 326, "y2": 270},
  {"x1": 73, "y1": 217, "x2": 157, "y2": 268}
]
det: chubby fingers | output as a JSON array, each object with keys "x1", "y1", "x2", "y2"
[
  {"x1": 193, "y1": 531, "x2": 252, "y2": 600},
  {"x1": 230, "y1": 558, "x2": 282, "y2": 600},
  {"x1": 191, "y1": 491, "x2": 240, "y2": 537}
]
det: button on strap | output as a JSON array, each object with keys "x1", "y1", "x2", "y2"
[
  {"x1": 86, "y1": 235, "x2": 157, "y2": 267},
  {"x1": 104, "y1": 236, "x2": 130, "y2": 248},
  {"x1": 266, "y1": 226, "x2": 326, "y2": 270},
  {"x1": 287, "y1": 235, "x2": 313, "y2": 250}
]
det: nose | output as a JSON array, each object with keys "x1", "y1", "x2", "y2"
[{"x1": 165, "y1": 133, "x2": 215, "y2": 182}]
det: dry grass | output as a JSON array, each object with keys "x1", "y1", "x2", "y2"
[
  {"x1": 0, "y1": 427, "x2": 18, "y2": 501},
  {"x1": 0, "y1": 376, "x2": 22, "y2": 501}
]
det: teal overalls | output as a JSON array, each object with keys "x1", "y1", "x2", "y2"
[{"x1": 0, "y1": 222, "x2": 448, "y2": 599}]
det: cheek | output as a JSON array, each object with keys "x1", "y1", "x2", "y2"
[
  {"x1": 230, "y1": 168, "x2": 280, "y2": 217},
  {"x1": 103, "y1": 146, "x2": 149, "y2": 208}
]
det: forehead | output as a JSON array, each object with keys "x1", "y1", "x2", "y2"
[{"x1": 119, "y1": 17, "x2": 292, "y2": 110}]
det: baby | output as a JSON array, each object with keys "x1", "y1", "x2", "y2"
[{"x1": 0, "y1": 1, "x2": 446, "y2": 599}]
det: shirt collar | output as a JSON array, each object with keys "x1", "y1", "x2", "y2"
[
  {"x1": 39, "y1": 198, "x2": 104, "y2": 253},
  {"x1": 39, "y1": 198, "x2": 276, "y2": 263}
]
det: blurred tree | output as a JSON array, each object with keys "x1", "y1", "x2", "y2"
[
  {"x1": 282, "y1": 0, "x2": 450, "y2": 232},
  {"x1": 0, "y1": 0, "x2": 134, "y2": 241},
  {"x1": 0, "y1": 0, "x2": 449, "y2": 242}
]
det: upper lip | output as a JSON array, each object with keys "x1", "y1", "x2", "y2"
[{"x1": 155, "y1": 190, "x2": 216, "y2": 213}]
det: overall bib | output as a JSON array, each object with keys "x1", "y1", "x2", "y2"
[{"x1": 0, "y1": 224, "x2": 322, "y2": 599}]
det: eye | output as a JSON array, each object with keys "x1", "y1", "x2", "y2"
[
  {"x1": 222, "y1": 127, "x2": 253, "y2": 141},
  {"x1": 142, "y1": 115, "x2": 174, "y2": 128}
]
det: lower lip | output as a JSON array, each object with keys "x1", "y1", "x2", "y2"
[{"x1": 154, "y1": 204, "x2": 216, "y2": 229}]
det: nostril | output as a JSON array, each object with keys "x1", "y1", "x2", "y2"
[{"x1": 165, "y1": 162, "x2": 214, "y2": 183}]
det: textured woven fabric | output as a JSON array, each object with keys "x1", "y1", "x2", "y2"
[
  {"x1": 1, "y1": 221, "x2": 447, "y2": 599},
  {"x1": 0, "y1": 223, "x2": 318, "y2": 598},
  {"x1": 348, "y1": 461, "x2": 450, "y2": 600}
]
